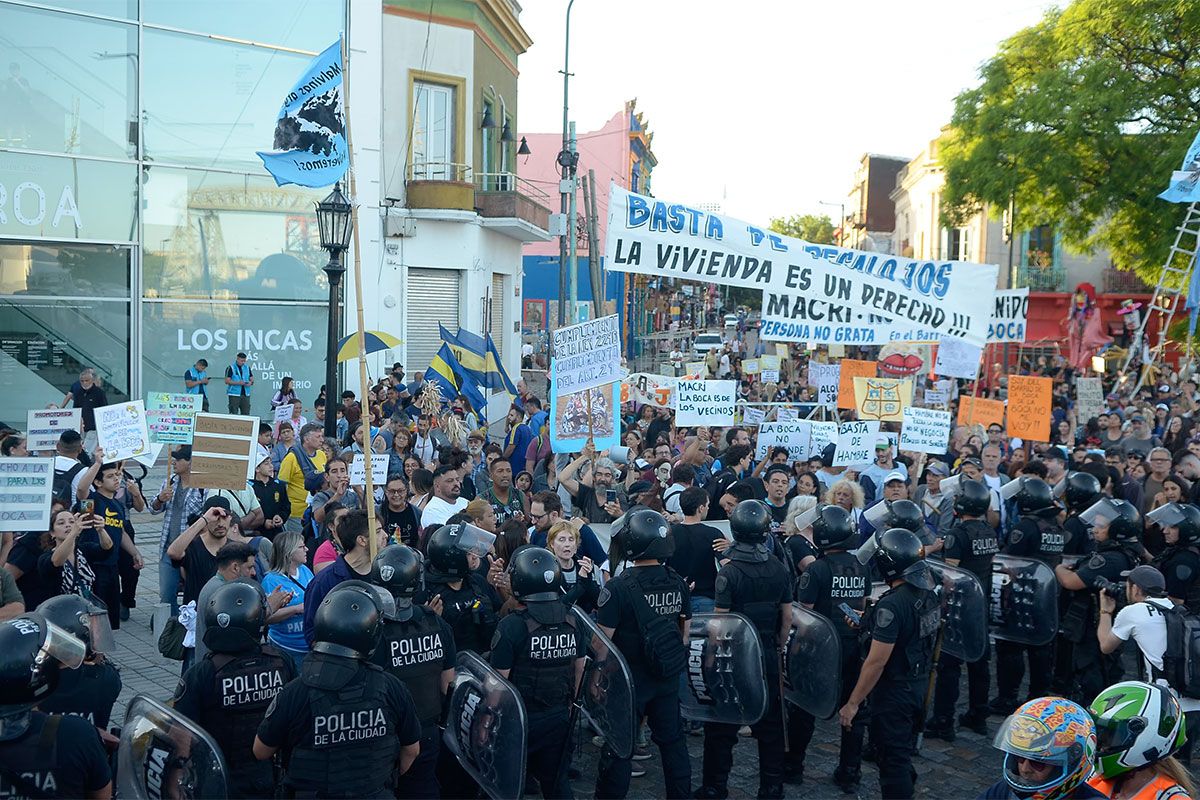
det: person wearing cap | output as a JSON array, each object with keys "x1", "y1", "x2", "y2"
[
  {"x1": 1121, "y1": 413, "x2": 1162, "y2": 458},
  {"x1": 912, "y1": 461, "x2": 951, "y2": 535},
  {"x1": 1105, "y1": 392, "x2": 1125, "y2": 420},
  {"x1": 859, "y1": 438, "x2": 901, "y2": 506},
  {"x1": 150, "y1": 446, "x2": 209, "y2": 613},
  {"x1": 247, "y1": 446, "x2": 290, "y2": 537}
]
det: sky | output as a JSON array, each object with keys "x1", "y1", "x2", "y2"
[{"x1": 516, "y1": 0, "x2": 1056, "y2": 226}]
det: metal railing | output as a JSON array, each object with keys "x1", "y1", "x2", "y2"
[
  {"x1": 407, "y1": 161, "x2": 473, "y2": 182},
  {"x1": 474, "y1": 171, "x2": 552, "y2": 204},
  {"x1": 1015, "y1": 263, "x2": 1068, "y2": 292},
  {"x1": 1102, "y1": 266, "x2": 1151, "y2": 294}
]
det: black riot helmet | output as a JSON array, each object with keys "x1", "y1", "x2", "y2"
[
  {"x1": 203, "y1": 580, "x2": 267, "y2": 655},
  {"x1": 312, "y1": 580, "x2": 384, "y2": 659},
  {"x1": 885, "y1": 499, "x2": 924, "y2": 533},
  {"x1": 371, "y1": 544, "x2": 425, "y2": 600},
  {"x1": 0, "y1": 614, "x2": 86, "y2": 741},
  {"x1": 36, "y1": 594, "x2": 115, "y2": 657},
  {"x1": 1014, "y1": 476, "x2": 1060, "y2": 517},
  {"x1": 729, "y1": 500, "x2": 771, "y2": 544},
  {"x1": 1080, "y1": 498, "x2": 1142, "y2": 544},
  {"x1": 1147, "y1": 503, "x2": 1200, "y2": 546},
  {"x1": 1064, "y1": 471, "x2": 1103, "y2": 513},
  {"x1": 811, "y1": 504, "x2": 856, "y2": 550},
  {"x1": 618, "y1": 508, "x2": 674, "y2": 561},
  {"x1": 953, "y1": 479, "x2": 993, "y2": 518},
  {"x1": 870, "y1": 528, "x2": 934, "y2": 590},
  {"x1": 508, "y1": 546, "x2": 562, "y2": 603},
  {"x1": 426, "y1": 523, "x2": 495, "y2": 579}
]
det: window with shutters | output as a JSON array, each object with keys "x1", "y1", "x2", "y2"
[
  {"x1": 405, "y1": 268, "x2": 460, "y2": 373},
  {"x1": 490, "y1": 274, "x2": 505, "y2": 360}
]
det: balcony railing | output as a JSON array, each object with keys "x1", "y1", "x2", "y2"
[
  {"x1": 474, "y1": 171, "x2": 551, "y2": 233},
  {"x1": 1015, "y1": 264, "x2": 1068, "y2": 292},
  {"x1": 405, "y1": 161, "x2": 474, "y2": 212},
  {"x1": 473, "y1": 172, "x2": 551, "y2": 204},
  {"x1": 1103, "y1": 266, "x2": 1151, "y2": 294},
  {"x1": 407, "y1": 161, "x2": 472, "y2": 182}
]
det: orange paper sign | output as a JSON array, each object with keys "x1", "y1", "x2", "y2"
[
  {"x1": 956, "y1": 396, "x2": 1006, "y2": 429},
  {"x1": 838, "y1": 360, "x2": 877, "y2": 410},
  {"x1": 1007, "y1": 375, "x2": 1053, "y2": 442}
]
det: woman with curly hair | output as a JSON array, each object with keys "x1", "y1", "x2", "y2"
[{"x1": 824, "y1": 479, "x2": 865, "y2": 530}]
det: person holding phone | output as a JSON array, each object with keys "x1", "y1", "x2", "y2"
[
  {"x1": 75, "y1": 455, "x2": 141, "y2": 631},
  {"x1": 558, "y1": 441, "x2": 627, "y2": 523},
  {"x1": 39, "y1": 509, "x2": 104, "y2": 600}
]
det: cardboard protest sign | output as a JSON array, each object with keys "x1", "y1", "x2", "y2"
[
  {"x1": 957, "y1": 396, "x2": 1006, "y2": 429},
  {"x1": 838, "y1": 360, "x2": 876, "y2": 410},
  {"x1": 742, "y1": 407, "x2": 766, "y2": 426},
  {"x1": 776, "y1": 343, "x2": 789, "y2": 359},
  {"x1": 550, "y1": 377, "x2": 619, "y2": 454},
  {"x1": 900, "y1": 407, "x2": 953, "y2": 454},
  {"x1": 924, "y1": 389, "x2": 950, "y2": 408},
  {"x1": 988, "y1": 289, "x2": 1029, "y2": 343},
  {"x1": 810, "y1": 421, "x2": 837, "y2": 457},
  {"x1": 1075, "y1": 377, "x2": 1104, "y2": 423},
  {"x1": 350, "y1": 453, "x2": 389, "y2": 487},
  {"x1": 685, "y1": 360, "x2": 707, "y2": 377},
  {"x1": 743, "y1": 359, "x2": 761, "y2": 375},
  {"x1": 675, "y1": 380, "x2": 736, "y2": 426},
  {"x1": 811, "y1": 363, "x2": 840, "y2": 407},
  {"x1": 757, "y1": 421, "x2": 811, "y2": 461},
  {"x1": 934, "y1": 337, "x2": 982, "y2": 380},
  {"x1": 188, "y1": 413, "x2": 259, "y2": 490},
  {"x1": 833, "y1": 420, "x2": 881, "y2": 467},
  {"x1": 776, "y1": 405, "x2": 800, "y2": 421},
  {"x1": 26, "y1": 409, "x2": 82, "y2": 452},
  {"x1": 760, "y1": 355, "x2": 781, "y2": 372},
  {"x1": 0, "y1": 457, "x2": 53, "y2": 532},
  {"x1": 551, "y1": 314, "x2": 622, "y2": 395},
  {"x1": 1007, "y1": 375, "x2": 1053, "y2": 442},
  {"x1": 761, "y1": 370, "x2": 780, "y2": 384},
  {"x1": 94, "y1": 401, "x2": 150, "y2": 463},
  {"x1": 145, "y1": 392, "x2": 202, "y2": 445},
  {"x1": 273, "y1": 404, "x2": 293, "y2": 425},
  {"x1": 853, "y1": 377, "x2": 912, "y2": 423}
]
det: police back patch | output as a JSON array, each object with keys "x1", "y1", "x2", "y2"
[
  {"x1": 1088, "y1": 554, "x2": 1106, "y2": 569},
  {"x1": 1009, "y1": 528, "x2": 1023, "y2": 544},
  {"x1": 874, "y1": 607, "x2": 895, "y2": 630},
  {"x1": 797, "y1": 572, "x2": 811, "y2": 591},
  {"x1": 597, "y1": 586, "x2": 611, "y2": 607}
]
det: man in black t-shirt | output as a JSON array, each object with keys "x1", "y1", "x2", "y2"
[
  {"x1": 378, "y1": 476, "x2": 421, "y2": 548},
  {"x1": 76, "y1": 460, "x2": 143, "y2": 630},
  {"x1": 166, "y1": 498, "x2": 234, "y2": 606},
  {"x1": 667, "y1": 487, "x2": 726, "y2": 612},
  {"x1": 762, "y1": 465, "x2": 791, "y2": 531},
  {"x1": 60, "y1": 367, "x2": 108, "y2": 450}
]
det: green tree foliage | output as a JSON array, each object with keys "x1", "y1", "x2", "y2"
[
  {"x1": 769, "y1": 214, "x2": 835, "y2": 245},
  {"x1": 940, "y1": 0, "x2": 1200, "y2": 282}
]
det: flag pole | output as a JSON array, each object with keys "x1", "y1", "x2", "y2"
[{"x1": 339, "y1": 35, "x2": 379, "y2": 559}]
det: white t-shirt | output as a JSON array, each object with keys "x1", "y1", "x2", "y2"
[
  {"x1": 420, "y1": 495, "x2": 467, "y2": 527},
  {"x1": 1111, "y1": 597, "x2": 1200, "y2": 712}
]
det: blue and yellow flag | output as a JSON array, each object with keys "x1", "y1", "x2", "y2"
[
  {"x1": 438, "y1": 324, "x2": 517, "y2": 403},
  {"x1": 428, "y1": 343, "x2": 487, "y2": 412},
  {"x1": 485, "y1": 333, "x2": 518, "y2": 398}
]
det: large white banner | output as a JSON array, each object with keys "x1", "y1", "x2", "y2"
[
  {"x1": 605, "y1": 185, "x2": 998, "y2": 346},
  {"x1": 551, "y1": 314, "x2": 622, "y2": 395}
]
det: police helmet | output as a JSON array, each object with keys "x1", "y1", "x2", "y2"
[
  {"x1": 811, "y1": 504, "x2": 856, "y2": 550},
  {"x1": 1064, "y1": 471, "x2": 1103, "y2": 513},
  {"x1": 1081, "y1": 498, "x2": 1142, "y2": 544},
  {"x1": 36, "y1": 594, "x2": 114, "y2": 657},
  {"x1": 203, "y1": 580, "x2": 267, "y2": 655},
  {"x1": 1014, "y1": 476, "x2": 1060, "y2": 517},
  {"x1": 618, "y1": 508, "x2": 674, "y2": 561},
  {"x1": 1176, "y1": 504, "x2": 1200, "y2": 546},
  {"x1": 371, "y1": 544, "x2": 424, "y2": 600},
  {"x1": 426, "y1": 524, "x2": 472, "y2": 578},
  {"x1": 508, "y1": 546, "x2": 563, "y2": 603},
  {"x1": 885, "y1": 499, "x2": 924, "y2": 533},
  {"x1": 0, "y1": 615, "x2": 85, "y2": 738},
  {"x1": 312, "y1": 580, "x2": 384, "y2": 660},
  {"x1": 953, "y1": 479, "x2": 992, "y2": 518},
  {"x1": 728, "y1": 499, "x2": 771, "y2": 544},
  {"x1": 872, "y1": 528, "x2": 933, "y2": 590}
]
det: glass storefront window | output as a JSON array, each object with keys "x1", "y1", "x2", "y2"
[
  {"x1": 141, "y1": 300, "x2": 328, "y2": 411},
  {"x1": 143, "y1": 0, "x2": 343, "y2": 53},
  {"x1": 142, "y1": 29, "x2": 313, "y2": 171},
  {"x1": 142, "y1": 166, "x2": 328, "y2": 301},
  {"x1": 0, "y1": 295, "x2": 130, "y2": 425},
  {"x1": 0, "y1": 242, "x2": 130, "y2": 297},
  {"x1": 14, "y1": 0, "x2": 138, "y2": 20},
  {"x1": 0, "y1": 4, "x2": 137, "y2": 158},
  {"x1": 0, "y1": 151, "x2": 139, "y2": 242}
]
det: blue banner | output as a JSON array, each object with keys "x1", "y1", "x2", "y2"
[
  {"x1": 1159, "y1": 129, "x2": 1200, "y2": 203},
  {"x1": 257, "y1": 39, "x2": 349, "y2": 188}
]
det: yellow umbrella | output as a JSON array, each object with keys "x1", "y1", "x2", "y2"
[{"x1": 336, "y1": 330, "x2": 403, "y2": 362}]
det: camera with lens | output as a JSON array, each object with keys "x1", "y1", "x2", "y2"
[{"x1": 1094, "y1": 577, "x2": 1126, "y2": 604}]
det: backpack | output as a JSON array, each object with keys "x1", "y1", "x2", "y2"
[
  {"x1": 627, "y1": 571, "x2": 688, "y2": 680},
  {"x1": 52, "y1": 462, "x2": 85, "y2": 506},
  {"x1": 1158, "y1": 601, "x2": 1200, "y2": 698}
]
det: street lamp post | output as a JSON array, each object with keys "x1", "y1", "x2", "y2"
[
  {"x1": 818, "y1": 200, "x2": 846, "y2": 247},
  {"x1": 316, "y1": 182, "x2": 354, "y2": 439}
]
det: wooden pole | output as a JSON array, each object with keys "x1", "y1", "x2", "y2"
[{"x1": 340, "y1": 36, "x2": 379, "y2": 559}]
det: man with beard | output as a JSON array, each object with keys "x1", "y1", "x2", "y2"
[
  {"x1": 420, "y1": 465, "x2": 468, "y2": 528},
  {"x1": 167, "y1": 497, "x2": 236, "y2": 609},
  {"x1": 480, "y1": 458, "x2": 526, "y2": 526},
  {"x1": 378, "y1": 475, "x2": 422, "y2": 547},
  {"x1": 559, "y1": 442, "x2": 627, "y2": 523}
]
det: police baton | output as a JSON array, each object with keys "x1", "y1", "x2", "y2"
[
  {"x1": 915, "y1": 616, "x2": 946, "y2": 752},
  {"x1": 778, "y1": 649, "x2": 790, "y2": 753},
  {"x1": 553, "y1": 648, "x2": 594, "y2": 792}
]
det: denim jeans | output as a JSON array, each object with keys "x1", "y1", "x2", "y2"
[
  {"x1": 690, "y1": 595, "x2": 716, "y2": 614},
  {"x1": 158, "y1": 546, "x2": 181, "y2": 615}
]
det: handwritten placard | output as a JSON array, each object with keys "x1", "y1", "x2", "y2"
[
  {"x1": 900, "y1": 407, "x2": 953, "y2": 454},
  {"x1": 26, "y1": 408, "x2": 82, "y2": 451},
  {"x1": 1075, "y1": 377, "x2": 1104, "y2": 423},
  {"x1": 853, "y1": 377, "x2": 912, "y2": 423},
  {"x1": 838, "y1": 360, "x2": 876, "y2": 409},
  {"x1": 810, "y1": 363, "x2": 840, "y2": 407},
  {"x1": 94, "y1": 401, "x2": 150, "y2": 462},
  {"x1": 957, "y1": 396, "x2": 1007, "y2": 429},
  {"x1": 756, "y1": 421, "x2": 811, "y2": 461},
  {"x1": 742, "y1": 406, "x2": 766, "y2": 426},
  {"x1": 146, "y1": 392, "x2": 202, "y2": 445},
  {"x1": 810, "y1": 421, "x2": 837, "y2": 458},
  {"x1": 188, "y1": 413, "x2": 259, "y2": 489},
  {"x1": 0, "y1": 457, "x2": 53, "y2": 532},
  {"x1": 833, "y1": 420, "x2": 881, "y2": 467},
  {"x1": 552, "y1": 314, "x2": 622, "y2": 395},
  {"x1": 350, "y1": 453, "x2": 389, "y2": 487},
  {"x1": 776, "y1": 405, "x2": 800, "y2": 421},
  {"x1": 685, "y1": 360, "x2": 707, "y2": 378},
  {"x1": 743, "y1": 359, "x2": 761, "y2": 375},
  {"x1": 1007, "y1": 375, "x2": 1053, "y2": 442},
  {"x1": 924, "y1": 389, "x2": 950, "y2": 408},
  {"x1": 934, "y1": 337, "x2": 983, "y2": 380},
  {"x1": 761, "y1": 369, "x2": 780, "y2": 384},
  {"x1": 674, "y1": 380, "x2": 736, "y2": 426}
]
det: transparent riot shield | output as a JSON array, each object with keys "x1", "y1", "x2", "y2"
[
  {"x1": 925, "y1": 560, "x2": 987, "y2": 663},
  {"x1": 783, "y1": 603, "x2": 842, "y2": 719},
  {"x1": 571, "y1": 607, "x2": 636, "y2": 759},
  {"x1": 680, "y1": 613, "x2": 768, "y2": 725},
  {"x1": 117, "y1": 694, "x2": 229, "y2": 799},
  {"x1": 990, "y1": 554, "x2": 1059, "y2": 646},
  {"x1": 443, "y1": 651, "x2": 528, "y2": 800}
]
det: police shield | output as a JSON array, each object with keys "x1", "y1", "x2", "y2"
[
  {"x1": 443, "y1": 651, "x2": 528, "y2": 800},
  {"x1": 572, "y1": 606, "x2": 636, "y2": 759},
  {"x1": 783, "y1": 603, "x2": 842, "y2": 719},
  {"x1": 680, "y1": 613, "x2": 768, "y2": 725},
  {"x1": 117, "y1": 694, "x2": 229, "y2": 799},
  {"x1": 990, "y1": 554, "x2": 1059, "y2": 646},
  {"x1": 925, "y1": 560, "x2": 987, "y2": 663}
]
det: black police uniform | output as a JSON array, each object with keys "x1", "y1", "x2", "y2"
[
  {"x1": 700, "y1": 543, "x2": 792, "y2": 797},
  {"x1": 1155, "y1": 545, "x2": 1200, "y2": 608},
  {"x1": 1052, "y1": 513, "x2": 1096, "y2": 694},
  {"x1": 1061, "y1": 515, "x2": 1094, "y2": 565},
  {"x1": 995, "y1": 515, "x2": 1065, "y2": 707},
  {"x1": 0, "y1": 712, "x2": 111, "y2": 798},
  {"x1": 370, "y1": 605, "x2": 456, "y2": 800},
  {"x1": 174, "y1": 645, "x2": 294, "y2": 798},
  {"x1": 932, "y1": 518, "x2": 998, "y2": 728},
  {"x1": 490, "y1": 606, "x2": 582, "y2": 800},
  {"x1": 790, "y1": 549, "x2": 869, "y2": 783},
  {"x1": 426, "y1": 571, "x2": 498, "y2": 654},
  {"x1": 865, "y1": 581, "x2": 940, "y2": 800},
  {"x1": 595, "y1": 565, "x2": 692, "y2": 800},
  {"x1": 256, "y1": 652, "x2": 422, "y2": 798},
  {"x1": 1060, "y1": 542, "x2": 1136, "y2": 703},
  {"x1": 36, "y1": 659, "x2": 122, "y2": 729}
]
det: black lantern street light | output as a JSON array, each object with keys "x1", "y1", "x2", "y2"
[{"x1": 316, "y1": 182, "x2": 354, "y2": 438}]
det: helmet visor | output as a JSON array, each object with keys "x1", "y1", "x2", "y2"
[
  {"x1": 1147, "y1": 503, "x2": 1187, "y2": 528},
  {"x1": 1000, "y1": 479, "x2": 1025, "y2": 501},
  {"x1": 864, "y1": 501, "x2": 890, "y2": 528},
  {"x1": 1092, "y1": 714, "x2": 1142, "y2": 757},
  {"x1": 993, "y1": 713, "x2": 1071, "y2": 793},
  {"x1": 457, "y1": 524, "x2": 497, "y2": 558},
  {"x1": 1080, "y1": 498, "x2": 1124, "y2": 527},
  {"x1": 855, "y1": 532, "x2": 879, "y2": 566},
  {"x1": 939, "y1": 474, "x2": 962, "y2": 498},
  {"x1": 40, "y1": 621, "x2": 86, "y2": 671},
  {"x1": 367, "y1": 586, "x2": 398, "y2": 621},
  {"x1": 792, "y1": 506, "x2": 819, "y2": 532}
]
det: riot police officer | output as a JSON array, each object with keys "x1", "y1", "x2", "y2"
[
  {"x1": 594, "y1": 508, "x2": 692, "y2": 800},
  {"x1": 368, "y1": 544, "x2": 456, "y2": 800},
  {"x1": 1052, "y1": 471, "x2": 1104, "y2": 694},
  {"x1": 927, "y1": 479, "x2": 998, "y2": 740},
  {"x1": 34, "y1": 594, "x2": 122, "y2": 730},
  {"x1": 992, "y1": 476, "x2": 1065, "y2": 714},
  {"x1": 490, "y1": 546, "x2": 584, "y2": 800},
  {"x1": 838, "y1": 528, "x2": 939, "y2": 800},
  {"x1": 425, "y1": 523, "x2": 499, "y2": 654},
  {"x1": 790, "y1": 504, "x2": 869, "y2": 792},
  {"x1": 254, "y1": 580, "x2": 422, "y2": 798},
  {"x1": 1055, "y1": 498, "x2": 1142, "y2": 702},
  {"x1": 173, "y1": 580, "x2": 294, "y2": 798},
  {"x1": 877, "y1": 498, "x2": 942, "y2": 555},
  {"x1": 0, "y1": 614, "x2": 109, "y2": 799},
  {"x1": 695, "y1": 500, "x2": 791, "y2": 800},
  {"x1": 1150, "y1": 502, "x2": 1200, "y2": 607}
]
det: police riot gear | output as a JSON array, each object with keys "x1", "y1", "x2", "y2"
[
  {"x1": 312, "y1": 580, "x2": 384, "y2": 660},
  {"x1": 203, "y1": 580, "x2": 267, "y2": 654},
  {"x1": 1064, "y1": 471, "x2": 1102, "y2": 513},
  {"x1": 1080, "y1": 498, "x2": 1142, "y2": 545},
  {"x1": 34, "y1": 595, "x2": 122, "y2": 729},
  {"x1": 371, "y1": 605, "x2": 451, "y2": 726},
  {"x1": 812, "y1": 504, "x2": 856, "y2": 550},
  {"x1": 0, "y1": 615, "x2": 84, "y2": 740},
  {"x1": 1014, "y1": 476, "x2": 1059, "y2": 517},
  {"x1": 952, "y1": 479, "x2": 992, "y2": 518},
  {"x1": 729, "y1": 499, "x2": 771, "y2": 544},
  {"x1": 371, "y1": 544, "x2": 424, "y2": 600},
  {"x1": 619, "y1": 508, "x2": 675, "y2": 561},
  {"x1": 426, "y1": 524, "x2": 473, "y2": 579},
  {"x1": 872, "y1": 528, "x2": 934, "y2": 590},
  {"x1": 884, "y1": 499, "x2": 924, "y2": 533}
]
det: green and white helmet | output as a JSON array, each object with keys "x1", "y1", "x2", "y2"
[{"x1": 1088, "y1": 681, "x2": 1186, "y2": 778}]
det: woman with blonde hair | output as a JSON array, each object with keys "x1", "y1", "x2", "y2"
[
  {"x1": 463, "y1": 498, "x2": 498, "y2": 533},
  {"x1": 546, "y1": 520, "x2": 598, "y2": 611},
  {"x1": 824, "y1": 479, "x2": 866, "y2": 529},
  {"x1": 782, "y1": 494, "x2": 819, "y2": 573}
]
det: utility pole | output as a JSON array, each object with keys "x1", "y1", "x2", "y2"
[
  {"x1": 557, "y1": 0, "x2": 578, "y2": 328},
  {"x1": 567, "y1": 122, "x2": 580, "y2": 322}
]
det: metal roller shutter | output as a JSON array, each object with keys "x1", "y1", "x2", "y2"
[
  {"x1": 490, "y1": 274, "x2": 505, "y2": 360},
  {"x1": 406, "y1": 268, "x2": 460, "y2": 374}
]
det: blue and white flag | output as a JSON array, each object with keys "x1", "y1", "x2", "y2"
[
  {"x1": 256, "y1": 39, "x2": 348, "y2": 188},
  {"x1": 1159, "y1": 129, "x2": 1200, "y2": 204}
]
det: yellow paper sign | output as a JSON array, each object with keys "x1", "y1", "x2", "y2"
[
  {"x1": 743, "y1": 359, "x2": 761, "y2": 375},
  {"x1": 1007, "y1": 375, "x2": 1053, "y2": 442},
  {"x1": 853, "y1": 377, "x2": 912, "y2": 422},
  {"x1": 957, "y1": 396, "x2": 1006, "y2": 429}
]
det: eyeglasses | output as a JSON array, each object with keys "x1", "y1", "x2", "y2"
[
  {"x1": 385, "y1": 488, "x2": 406, "y2": 495},
  {"x1": 1150, "y1": 457, "x2": 1171, "y2": 463},
  {"x1": 530, "y1": 511, "x2": 549, "y2": 521}
]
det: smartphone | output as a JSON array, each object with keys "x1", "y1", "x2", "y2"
[
  {"x1": 605, "y1": 489, "x2": 618, "y2": 505},
  {"x1": 838, "y1": 602, "x2": 862, "y2": 626},
  {"x1": 80, "y1": 499, "x2": 95, "y2": 516}
]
